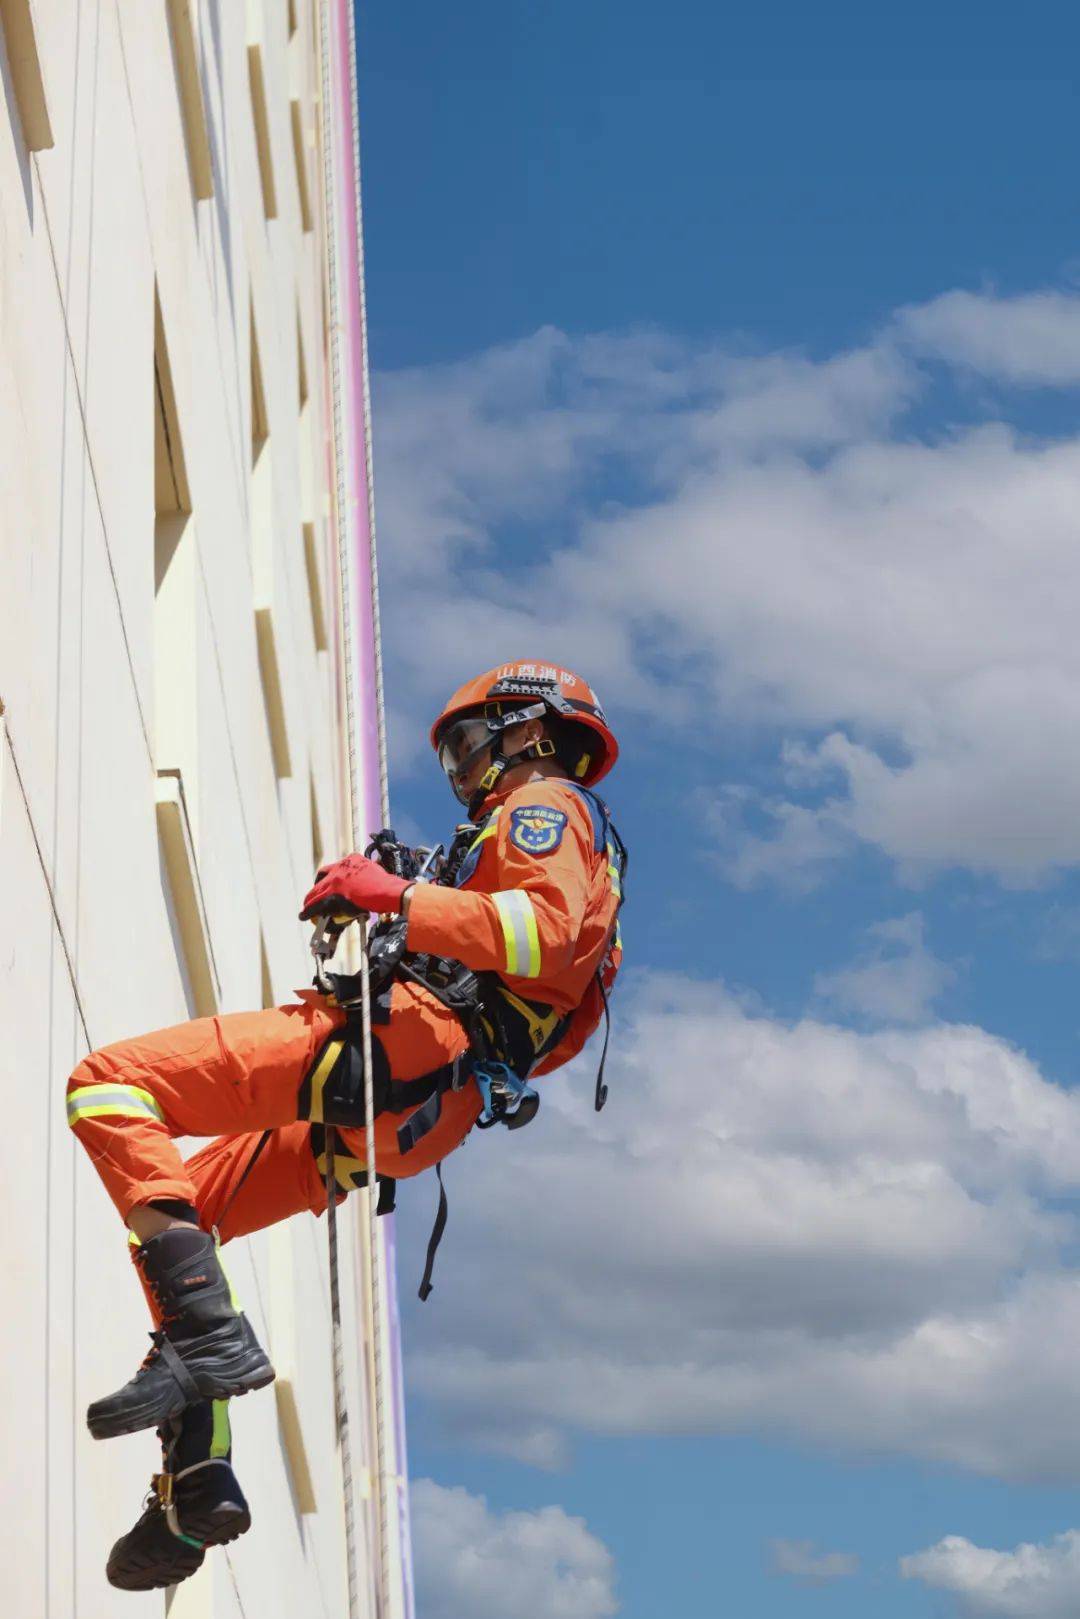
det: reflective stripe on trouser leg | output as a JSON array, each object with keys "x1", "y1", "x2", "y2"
[
  {"x1": 491, "y1": 890, "x2": 541, "y2": 978},
  {"x1": 68, "y1": 1003, "x2": 347, "y2": 1227},
  {"x1": 213, "y1": 1235, "x2": 242, "y2": 1311},
  {"x1": 210, "y1": 1400, "x2": 231, "y2": 1459},
  {"x1": 66, "y1": 1084, "x2": 167, "y2": 1127}
]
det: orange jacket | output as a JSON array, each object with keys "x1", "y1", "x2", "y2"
[{"x1": 404, "y1": 777, "x2": 623, "y2": 1072}]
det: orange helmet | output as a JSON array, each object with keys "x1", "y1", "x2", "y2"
[{"x1": 431, "y1": 661, "x2": 619, "y2": 812}]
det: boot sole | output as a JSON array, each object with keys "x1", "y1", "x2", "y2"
[
  {"x1": 106, "y1": 1502, "x2": 251, "y2": 1591},
  {"x1": 87, "y1": 1364, "x2": 276, "y2": 1441}
]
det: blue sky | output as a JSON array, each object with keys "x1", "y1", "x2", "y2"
[{"x1": 356, "y1": 5, "x2": 1080, "y2": 1615}]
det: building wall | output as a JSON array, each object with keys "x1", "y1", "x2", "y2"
[{"x1": 0, "y1": 2, "x2": 390, "y2": 1613}]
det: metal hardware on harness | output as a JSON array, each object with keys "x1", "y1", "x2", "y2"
[
  {"x1": 307, "y1": 832, "x2": 444, "y2": 996},
  {"x1": 309, "y1": 915, "x2": 348, "y2": 995},
  {"x1": 474, "y1": 1061, "x2": 540, "y2": 1131},
  {"x1": 365, "y1": 828, "x2": 444, "y2": 884},
  {"x1": 414, "y1": 844, "x2": 444, "y2": 880}
]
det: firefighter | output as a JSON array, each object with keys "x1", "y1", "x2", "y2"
[{"x1": 68, "y1": 662, "x2": 624, "y2": 1589}]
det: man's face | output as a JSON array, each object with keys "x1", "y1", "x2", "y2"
[
  {"x1": 443, "y1": 719, "x2": 539, "y2": 805},
  {"x1": 452, "y1": 742, "x2": 495, "y2": 802}
]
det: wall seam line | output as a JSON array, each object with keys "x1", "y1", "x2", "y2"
[
  {"x1": 30, "y1": 150, "x2": 154, "y2": 768},
  {"x1": 2, "y1": 716, "x2": 93, "y2": 1048}
]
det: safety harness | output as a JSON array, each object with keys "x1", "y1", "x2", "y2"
[{"x1": 301, "y1": 786, "x2": 628, "y2": 1297}]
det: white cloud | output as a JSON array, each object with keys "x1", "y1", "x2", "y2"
[
  {"x1": 702, "y1": 782, "x2": 855, "y2": 893},
  {"x1": 375, "y1": 294, "x2": 1080, "y2": 885},
  {"x1": 401, "y1": 973, "x2": 1080, "y2": 1481},
  {"x1": 897, "y1": 288, "x2": 1080, "y2": 385},
  {"x1": 902, "y1": 1529, "x2": 1080, "y2": 1617},
  {"x1": 693, "y1": 343, "x2": 914, "y2": 453},
  {"x1": 410, "y1": 1479, "x2": 617, "y2": 1619},
  {"x1": 770, "y1": 1538, "x2": 859, "y2": 1585},
  {"x1": 814, "y1": 912, "x2": 956, "y2": 1024},
  {"x1": 580, "y1": 429, "x2": 1080, "y2": 884},
  {"x1": 373, "y1": 327, "x2": 921, "y2": 754}
]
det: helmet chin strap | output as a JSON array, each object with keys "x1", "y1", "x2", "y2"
[
  {"x1": 465, "y1": 743, "x2": 512, "y2": 818},
  {"x1": 462, "y1": 735, "x2": 557, "y2": 819}
]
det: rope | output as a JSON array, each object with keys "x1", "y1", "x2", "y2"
[
  {"x1": 324, "y1": 1132, "x2": 360, "y2": 1618},
  {"x1": 343, "y1": 6, "x2": 397, "y2": 1613},
  {"x1": 356, "y1": 913, "x2": 390, "y2": 1616},
  {"x1": 316, "y1": 3, "x2": 364, "y2": 1613},
  {"x1": 344, "y1": 0, "x2": 391, "y2": 831}
]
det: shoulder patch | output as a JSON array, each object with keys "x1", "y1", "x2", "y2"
[{"x1": 509, "y1": 804, "x2": 568, "y2": 856}]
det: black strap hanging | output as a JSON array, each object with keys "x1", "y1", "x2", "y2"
[
  {"x1": 594, "y1": 974, "x2": 612, "y2": 1112},
  {"x1": 417, "y1": 1162, "x2": 448, "y2": 1302},
  {"x1": 212, "y1": 1127, "x2": 272, "y2": 1240}
]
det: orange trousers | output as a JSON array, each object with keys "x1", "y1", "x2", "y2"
[{"x1": 67, "y1": 982, "x2": 480, "y2": 1242}]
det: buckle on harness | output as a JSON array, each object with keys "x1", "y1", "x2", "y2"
[
  {"x1": 153, "y1": 1471, "x2": 174, "y2": 1509},
  {"x1": 474, "y1": 1062, "x2": 539, "y2": 1131}
]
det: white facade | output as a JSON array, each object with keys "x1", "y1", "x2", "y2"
[{"x1": 0, "y1": 2, "x2": 402, "y2": 1613}]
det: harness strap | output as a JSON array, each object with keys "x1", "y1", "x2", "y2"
[
  {"x1": 395, "y1": 1054, "x2": 472, "y2": 1155},
  {"x1": 396, "y1": 1090, "x2": 443, "y2": 1156},
  {"x1": 155, "y1": 1333, "x2": 202, "y2": 1404},
  {"x1": 417, "y1": 1163, "x2": 448, "y2": 1301},
  {"x1": 308, "y1": 1125, "x2": 400, "y2": 1211},
  {"x1": 385, "y1": 1061, "x2": 462, "y2": 1115},
  {"x1": 174, "y1": 1456, "x2": 233, "y2": 1485},
  {"x1": 160, "y1": 1458, "x2": 234, "y2": 1545}
]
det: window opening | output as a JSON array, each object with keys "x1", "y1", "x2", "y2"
[
  {"x1": 0, "y1": 0, "x2": 53, "y2": 151},
  {"x1": 166, "y1": 0, "x2": 214, "y2": 199}
]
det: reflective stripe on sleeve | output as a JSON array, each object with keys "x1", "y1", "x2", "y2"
[
  {"x1": 66, "y1": 1083, "x2": 167, "y2": 1128},
  {"x1": 467, "y1": 806, "x2": 503, "y2": 855},
  {"x1": 491, "y1": 890, "x2": 542, "y2": 979}
]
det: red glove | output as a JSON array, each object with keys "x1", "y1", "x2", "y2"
[{"x1": 299, "y1": 854, "x2": 411, "y2": 921}]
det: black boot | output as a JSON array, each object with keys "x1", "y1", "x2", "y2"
[
  {"x1": 87, "y1": 1228, "x2": 274, "y2": 1440},
  {"x1": 106, "y1": 1400, "x2": 251, "y2": 1591}
]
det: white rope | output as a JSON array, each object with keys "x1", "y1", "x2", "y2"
[
  {"x1": 316, "y1": 3, "x2": 364, "y2": 1614},
  {"x1": 344, "y1": 0, "x2": 391, "y2": 832},
  {"x1": 342, "y1": 8, "x2": 397, "y2": 1615}
]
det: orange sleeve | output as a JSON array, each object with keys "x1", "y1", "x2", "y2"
[{"x1": 404, "y1": 783, "x2": 593, "y2": 984}]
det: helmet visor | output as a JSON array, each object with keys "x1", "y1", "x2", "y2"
[{"x1": 437, "y1": 714, "x2": 495, "y2": 780}]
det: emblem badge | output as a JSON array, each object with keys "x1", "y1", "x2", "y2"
[{"x1": 509, "y1": 805, "x2": 568, "y2": 856}]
